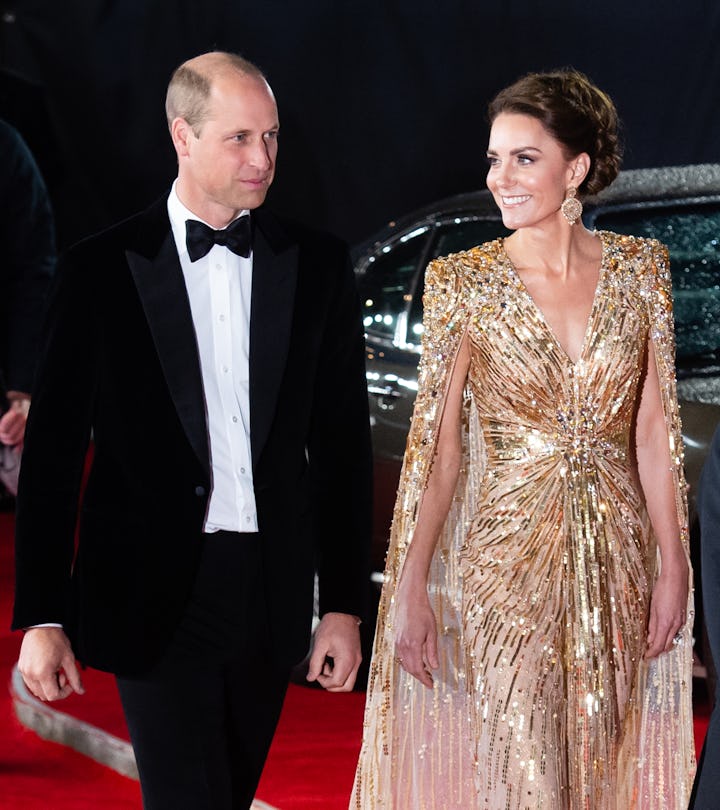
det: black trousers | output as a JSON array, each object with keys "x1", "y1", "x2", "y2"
[{"x1": 117, "y1": 531, "x2": 290, "y2": 810}]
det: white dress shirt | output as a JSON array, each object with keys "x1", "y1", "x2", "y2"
[{"x1": 168, "y1": 183, "x2": 258, "y2": 533}]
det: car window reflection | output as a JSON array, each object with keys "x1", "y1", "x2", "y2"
[
  {"x1": 431, "y1": 218, "x2": 510, "y2": 260},
  {"x1": 357, "y1": 232, "x2": 429, "y2": 343},
  {"x1": 593, "y1": 203, "x2": 720, "y2": 404}
]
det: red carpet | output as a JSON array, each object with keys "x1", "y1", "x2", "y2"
[
  {"x1": 0, "y1": 511, "x2": 142, "y2": 809},
  {"x1": 0, "y1": 509, "x2": 711, "y2": 808},
  {"x1": 17, "y1": 670, "x2": 366, "y2": 809},
  {"x1": 0, "y1": 510, "x2": 365, "y2": 809}
]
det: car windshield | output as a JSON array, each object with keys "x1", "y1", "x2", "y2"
[{"x1": 592, "y1": 203, "x2": 720, "y2": 368}]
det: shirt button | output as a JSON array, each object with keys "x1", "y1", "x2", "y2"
[
  {"x1": 245, "y1": 516, "x2": 252, "y2": 523},
  {"x1": 219, "y1": 314, "x2": 225, "y2": 322},
  {"x1": 223, "y1": 366, "x2": 229, "y2": 373},
  {"x1": 232, "y1": 416, "x2": 238, "y2": 423},
  {"x1": 215, "y1": 263, "x2": 222, "y2": 270},
  {"x1": 240, "y1": 467, "x2": 246, "y2": 474},
  {"x1": 194, "y1": 486, "x2": 206, "y2": 497}
]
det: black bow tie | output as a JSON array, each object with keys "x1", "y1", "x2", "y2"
[{"x1": 185, "y1": 216, "x2": 251, "y2": 262}]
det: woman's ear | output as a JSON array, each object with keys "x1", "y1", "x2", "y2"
[{"x1": 569, "y1": 152, "x2": 591, "y2": 189}]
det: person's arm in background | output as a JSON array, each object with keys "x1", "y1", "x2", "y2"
[
  {"x1": 0, "y1": 119, "x2": 56, "y2": 448},
  {"x1": 699, "y1": 427, "x2": 720, "y2": 678}
]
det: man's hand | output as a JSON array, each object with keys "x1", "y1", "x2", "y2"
[
  {"x1": 18, "y1": 627, "x2": 85, "y2": 701},
  {"x1": 0, "y1": 395, "x2": 30, "y2": 446},
  {"x1": 306, "y1": 612, "x2": 362, "y2": 692}
]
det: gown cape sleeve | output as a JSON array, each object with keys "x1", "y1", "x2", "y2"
[{"x1": 351, "y1": 239, "x2": 695, "y2": 809}]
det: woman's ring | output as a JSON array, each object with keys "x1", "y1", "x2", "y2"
[{"x1": 672, "y1": 632, "x2": 682, "y2": 646}]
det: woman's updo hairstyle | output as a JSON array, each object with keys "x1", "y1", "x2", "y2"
[{"x1": 488, "y1": 69, "x2": 622, "y2": 196}]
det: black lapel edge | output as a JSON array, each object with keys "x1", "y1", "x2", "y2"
[
  {"x1": 126, "y1": 233, "x2": 210, "y2": 475},
  {"x1": 249, "y1": 220, "x2": 298, "y2": 470}
]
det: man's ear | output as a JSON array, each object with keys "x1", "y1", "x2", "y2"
[{"x1": 170, "y1": 117, "x2": 193, "y2": 159}]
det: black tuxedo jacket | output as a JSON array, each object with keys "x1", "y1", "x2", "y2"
[{"x1": 12, "y1": 196, "x2": 372, "y2": 675}]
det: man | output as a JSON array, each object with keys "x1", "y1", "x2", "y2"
[
  {"x1": 0, "y1": 118, "x2": 56, "y2": 495},
  {"x1": 13, "y1": 52, "x2": 371, "y2": 809}
]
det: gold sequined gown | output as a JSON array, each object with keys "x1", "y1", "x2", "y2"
[{"x1": 352, "y1": 233, "x2": 695, "y2": 809}]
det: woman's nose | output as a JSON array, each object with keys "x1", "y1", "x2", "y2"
[{"x1": 496, "y1": 162, "x2": 516, "y2": 187}]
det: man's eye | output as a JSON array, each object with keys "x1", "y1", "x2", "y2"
[{"x1": 264, "y1": 131, "x2": 279, "y2": 141}]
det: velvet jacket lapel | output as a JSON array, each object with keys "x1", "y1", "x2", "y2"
[
  {"x1": 123, "y1": 200, "x2": 299, "y2": 478},
  {"x1": 249, "y1": 209, "x2": 298, "y2": 471},
  {"x1": 125, "y1": 198, "x2": 210, "y2": 476}
]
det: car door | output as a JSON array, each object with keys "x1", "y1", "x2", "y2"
[
  {"x1": 356, "y1": 228, "x2": 431, "y2": 569},
  {"x1": 358, "y1": 217, "x2": 509, "y2": 571}
]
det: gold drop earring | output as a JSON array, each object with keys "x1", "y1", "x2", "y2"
[{"x1": 561, "y1": 186, "x2": 583, "y2": 225}]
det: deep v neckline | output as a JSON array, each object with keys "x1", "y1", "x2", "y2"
[{"x1": 500, "y1": 232, "x2": 608, "y2": 367}]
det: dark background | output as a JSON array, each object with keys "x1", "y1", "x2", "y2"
[{"x1": 1, "y1": 0, "x2": 719, "y2": 251}]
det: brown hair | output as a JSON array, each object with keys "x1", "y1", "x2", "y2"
[
  {"x1": 165, "y1": 52, "x2": 268, "y2": 135},
  {"x1": 488, "y1": 69, "x2": 622, "y2": 195}
]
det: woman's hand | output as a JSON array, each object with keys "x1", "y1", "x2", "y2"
[
  {"x1": 394, "y1": 574, "x2": 439, "y2": 688},
  {"x1": 645, "y1": 548, "x2": 689, "y2": 659}
]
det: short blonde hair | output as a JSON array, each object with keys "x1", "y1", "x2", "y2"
[{"x1": 165, "y1": 52, "x2": 267, "y2": 134}]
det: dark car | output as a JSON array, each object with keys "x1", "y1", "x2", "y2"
[{"x1": 354, "y1": 164, "x2": 720, "y2": 677}]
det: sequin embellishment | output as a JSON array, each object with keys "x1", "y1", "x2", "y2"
[{"x1": 352, "y1": 233, "x2": 694, "y2": 809}]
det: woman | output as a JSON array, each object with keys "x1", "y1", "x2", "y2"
[{"x1": 352, "y1": 69, "x2": 695, "y2": 809}]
